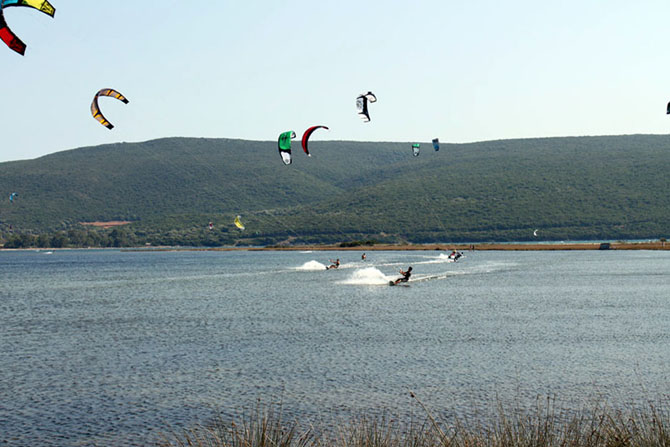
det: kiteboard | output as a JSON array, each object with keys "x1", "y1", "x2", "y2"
[{"x1": 389, "y1": 281, "x2": 409, "y2": 287}]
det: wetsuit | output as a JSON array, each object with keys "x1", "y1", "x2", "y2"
[{"x1": 396, "y1": 270, "x2": 411, "y2": 284}]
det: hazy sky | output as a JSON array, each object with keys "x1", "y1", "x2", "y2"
[{"x1": 1, "y1": 1, "x2": 669, "y2": 162}]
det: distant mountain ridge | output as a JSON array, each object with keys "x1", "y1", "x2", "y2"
[{"x1": 1, "y1": 135, "x2": 669, "y2": 245}]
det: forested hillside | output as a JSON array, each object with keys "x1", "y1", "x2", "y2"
[{"x1": 1, "y1": 135, "x2": 668, "y2": 247}]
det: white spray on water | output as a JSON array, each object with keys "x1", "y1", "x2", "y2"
[
  {"x1": 296, "y1": 260, "x2": 327, "y2": 271},
  {"x1": 339, "y1": 267, "x2": 391, "y2": 285}
]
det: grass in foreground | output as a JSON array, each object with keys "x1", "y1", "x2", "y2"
[{"x1": 158, "y1": 395, "x2": 670, "y2": 447}]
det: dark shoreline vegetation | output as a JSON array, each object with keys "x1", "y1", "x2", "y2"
[
  {"x1": 0, "y1": 230, "x2": 667, "y2": 251},
  {"x1": 160, "y1": 396, "x2": 670, "y2": 447},
  {"x1": 1, "y1": 135, "x2": 670, "y2": 246}
]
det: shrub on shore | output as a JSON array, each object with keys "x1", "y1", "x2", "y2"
[{"x1": 159, "y1": 396, "x2": 670, "y2": 447}]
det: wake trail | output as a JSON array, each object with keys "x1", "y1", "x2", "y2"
[
  {"x1": 341, "y1": 260, "x2": 517, "y2": 286},
  {"x1": 295, "y1": 260, "x2": 328, "y2": 271},
  {"x1": 295, "y1": 260, "x2": 368, "y2": 271},
  {"x1": 338, "y1": 267, "x2": 392, "y2": 285}
]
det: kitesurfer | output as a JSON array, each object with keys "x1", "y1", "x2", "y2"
[
  {"x1": 361, "y1": 253, "x2": 367, "y2": 261},
  {"x1": 393, "y1": 266, "x2": 412, "y2": 285},
  {"x1": 326, "y1": 259, "x2": 340, "y2": 270}
]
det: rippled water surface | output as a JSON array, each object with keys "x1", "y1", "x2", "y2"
[{"x1": 1, "y1": 249, "x2": 669, "y2": 446}]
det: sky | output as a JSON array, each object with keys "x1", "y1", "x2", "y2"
[{"x1": 1, "y1": 0, "x2": 670, "y2": 162}]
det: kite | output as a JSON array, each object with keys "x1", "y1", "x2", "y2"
[
  {"x1": 412, "y1": 143, "x2": 420, "y2": 157},
  {"x1": 432, "y1": 138, "x2": 440, "y2": 151},
  {"x1": 91, "y1": 88, "x2": 129, "y2": 130},
  {"x1": 0, "y1": 8, "x2": 26, "y2": 55},
  {"x1": 667, "y1": 102, "x2": 670, "y2": 115},
  {"x1": 301, "y1": 125, "x2": 328, "y2": 156},
  {"x1": 278, "y1": 131, "x2": 295, "y2": 165},
  {"x1": 0, "y1": 0, "x2": 55, "y2": 55},
  {"x1": 234, "y1": 215, "x2": 245, "y2": 230},
  {"x1": 2, "y1": 0, "x2": 55, "y2": 17},
  {"x1": 356, "y1": 92, "x2": 377, "y2": 122}
]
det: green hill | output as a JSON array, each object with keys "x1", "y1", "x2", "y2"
[{"x1": 1, "y1": 135, "x2": 669, "y2": 247}]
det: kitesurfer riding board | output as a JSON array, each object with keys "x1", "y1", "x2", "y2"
[
  {"x1": 390, "y1": 266, "x2": 412, "y2": 286},
  {"x1": 326, "y1": 259, "x2": 340, "y2": 270}
]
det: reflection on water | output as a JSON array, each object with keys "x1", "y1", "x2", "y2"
[{"x1": 1, "y1": 249, "x2": 669, "y2": 446}]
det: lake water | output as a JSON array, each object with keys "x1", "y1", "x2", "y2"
[{"x1": 1, "y1": 249, "x2": 669, "y2": 446}]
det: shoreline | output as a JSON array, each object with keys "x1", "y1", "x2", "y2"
[
  {"x1": 130, "y1": 241, "x2": 669, "y2": 252},
  {"x1": 231, "y1": 241, "x2": 670, "y2": 251},
  {"x1": 2, "y1": 241, "x2": 668, "y2": 252}
]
